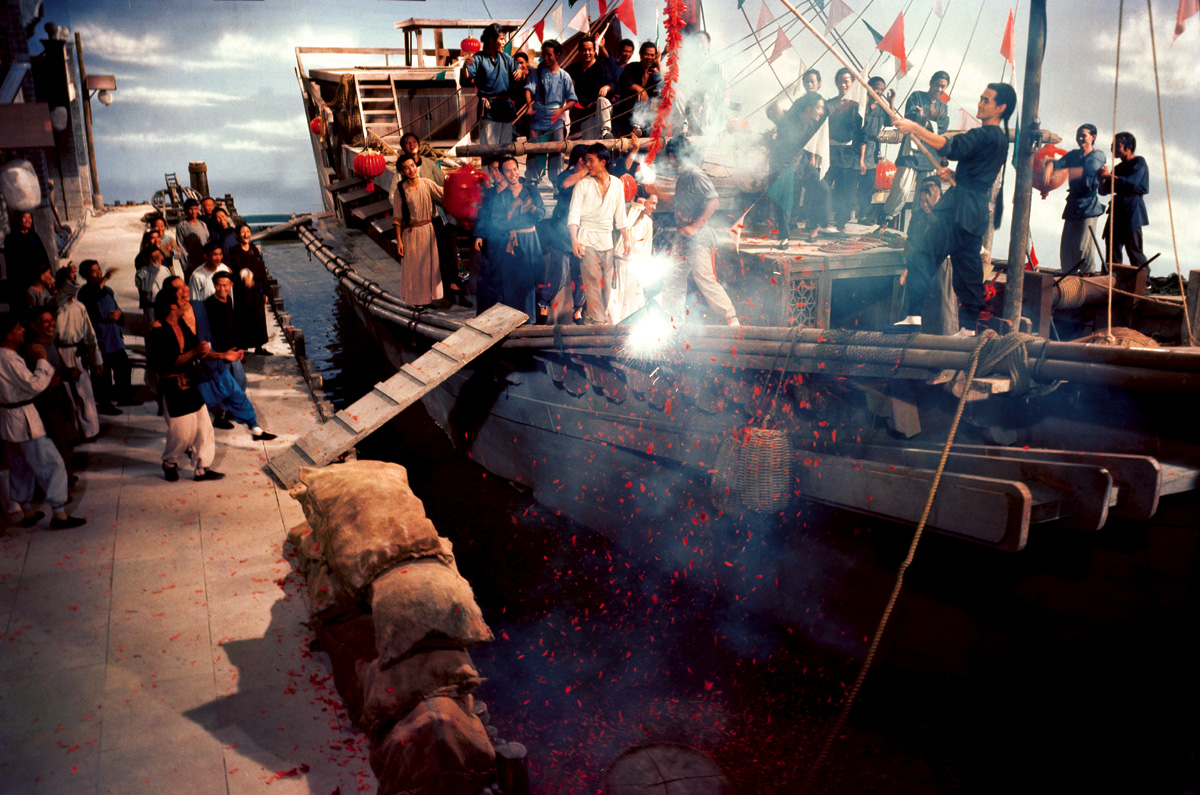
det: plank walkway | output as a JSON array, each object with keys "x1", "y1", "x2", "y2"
[{"x1": 0, "y1": 206, "x2": 374, "y2": 794}]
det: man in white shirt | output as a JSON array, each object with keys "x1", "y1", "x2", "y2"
[
  {"x1": 175, "y1": 198, "x2": 210, "y2": 276},
  {"x1": 568, "y1": 143, "x2": 632, "y2": 324},
  {"x1": 0, "y1": 313, "x2": 86, "y2": 529},
  {"x1": 187, "y1": 240, "x2": 232, "y2": 302},
  {"x1": 53, "y1": 266, "x2": 102, "y2": 439}
]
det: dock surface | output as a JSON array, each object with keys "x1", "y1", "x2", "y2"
[{"x1": 0, "y1": 206, "x2": 373, "y2": 794}]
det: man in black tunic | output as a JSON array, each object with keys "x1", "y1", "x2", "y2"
[{"x1": 890, "y1": 83, "x2": 1016, "y2": 336}]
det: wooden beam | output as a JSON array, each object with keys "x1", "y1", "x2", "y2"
[{"x1": 0, "y1": 103, "x2": 53, "y2": 148}]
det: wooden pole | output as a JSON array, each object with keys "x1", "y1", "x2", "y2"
[
  {"x1": 1002, "y1": 0, "x2": 1046, "y2": 327},
  {"x1": 74, "y1": 32, "x2": 102, "y2": 210},
  {"x1": 455, "y1": 137, "x2": 635, "y2": 158},
  {"x1": 773, "y1": 0, "x2": 944, "y2": 172}
]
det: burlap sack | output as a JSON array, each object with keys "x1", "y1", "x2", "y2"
[
  {"x1": 289, "y1": 460, "x2": 443, "y2": 594},
  {"x1": 286, "y1": 521, "x2": 324, "y2": 580},
  {"x1": 371, "y1": 696, "x2": 495, "y2": 795},
  {"x1": 313, "y1": 611, "x2": 377, "y2": 724},
  {"x1": 371, "y1": 558, "x2": 493, "y2": 668},
  {"x1": 358, "y1": 649, "x2": 482, "y2": 736},
  {"x1": 306, "y1": 562, "x2": 360, "y2": 623}
]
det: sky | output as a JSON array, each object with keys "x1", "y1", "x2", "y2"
[{"x1": 35, "y1": 0, "x2": 1200, "y2": 278}]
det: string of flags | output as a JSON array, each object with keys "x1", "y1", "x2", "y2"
[{"x1": 528, "y1": 1, "x2": 638, "y2": 45}]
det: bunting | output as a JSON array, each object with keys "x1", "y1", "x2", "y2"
[
  {"x1": 875, "y1": 13, "x2": 907, "y2": 74},
  {"x1": 825, "y1": 0, "x2": 853, "y2": 35},
  {"x1": 534, "y1": 19, "x2": 545, "y2": 42},
  {"x1": 599, "y1": 0, "x2": 608, "y2": 15},
  {"x1": 863, "y1": 19, "x2": 884, "y2": 45},
  {"x1": 933, "y1": 0, "x2": 944, "y2": 18},
  {"x1": 768, "y1": 29, "x2": 792, "y2": 63},
  {"x1": 757, "y1": 0, "x2": 774, "y2": 32},
  {"x1": 617, "y1": 0, "x2": 638, "y2": 36},
  {"x1": 568, "y1": 5, "x2": 590, "y2": 34},
  {"x1": 1000, "y1": 9, "x2": 1016, "y2": 67},
  {"x1": 1177, "y1": 0, "x2": 1199, "y2": 40},
  {"x1": 550, "y1": 4, "x2": 563, "y2": 37}
]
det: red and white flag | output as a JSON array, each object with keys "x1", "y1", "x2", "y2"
[
  {"x1": 826, "y1": 0, "x2": 854, "y2": 35},
  {"x1": 757, "y1": 0, "x2": 774, "y2": 32},
  {"x1": 768, "y1": 29, "x2": 792, "y2": 64},
  {"x1": 616, "y1": 0, "x2": 638, "y2": 37},
  {"x1": 1000, "y1": 8, "x2": 1016, "y2": 67},
  {"x1": 1176, "y1": 0, "x2": 1200, "y2": 40},
  {"x1": 876, "y1": 12, "x2": 906, "y2": 74}
]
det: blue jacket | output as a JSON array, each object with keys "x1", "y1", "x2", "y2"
[{"x1": 1098, "y1": 155, "x2": 1149, "y2": 230}]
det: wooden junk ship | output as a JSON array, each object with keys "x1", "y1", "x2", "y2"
[{"x1": 272, "y1": 9, "x2": 1200, "y2": 555}]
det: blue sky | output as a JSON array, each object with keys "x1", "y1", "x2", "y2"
[{"x1": 38, "y1": 0, "x2": 1200, "y2": 277}]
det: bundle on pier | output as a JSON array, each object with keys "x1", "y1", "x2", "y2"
[{"x1": 285, "y1": 460, "x2": 500, "y2": 795}]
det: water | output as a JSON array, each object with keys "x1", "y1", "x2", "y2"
[{"x1": 262, "y1": 241, "x2": 1200, "y2": 794}]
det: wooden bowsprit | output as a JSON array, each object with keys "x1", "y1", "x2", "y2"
[{"x1": 267, "y1": 304, "x2": 528, "y2": 488}]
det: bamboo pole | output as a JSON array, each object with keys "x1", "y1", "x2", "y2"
[
  {"x1": 455, "y1": 137, "x2": 636, "y2": 158},
  {"x1": 772, "y1": 0, "x2": 944, "y2": 173}
]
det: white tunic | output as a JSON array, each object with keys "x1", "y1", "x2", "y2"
[
  {"x1": 0, "y1": 347, "x2": 52, "y2": 443},
  {"x1": 567, "y1": 174, "x2": 629, "y2": 251}
]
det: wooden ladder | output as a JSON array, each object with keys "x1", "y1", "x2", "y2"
[
  {"x1": 267, "y1": 304, "x2": 528, "y2": 488},
  {"x1": 355, "y1": 74, "x2": 402, "y2": 150}
]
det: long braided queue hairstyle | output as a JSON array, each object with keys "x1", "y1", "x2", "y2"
[{"x1": 988, "y1": 82, "x2": 1018, "y2": 229}]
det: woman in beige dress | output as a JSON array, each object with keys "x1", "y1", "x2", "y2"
[{"x1": 391, "y1": 153, "x2": 445, "y2": 307}]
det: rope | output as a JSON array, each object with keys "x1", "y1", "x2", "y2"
[
  {"x1": 1106, "y1": 0, "x2": 1124, "y2": 343},
  {"x1": 947, "y1": 0, "x2": 987, "y2": 99},
  {"x1": 1145, "y1": 0, "x2": 1196, "y2": 345},
  {"x1": 798, "y1": 330, "x2": 995, "y2": 794}
]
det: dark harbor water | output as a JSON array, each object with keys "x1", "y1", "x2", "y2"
[{"x1": 261, "y1": 237, "x2": 1200, "y2": 795}]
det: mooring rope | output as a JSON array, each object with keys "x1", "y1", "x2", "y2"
[{"x1": 798, "y1": 330, "x2": 995, "y2": 793}]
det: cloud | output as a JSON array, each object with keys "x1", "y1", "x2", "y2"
[
  {"x1": 208, "y1": 26, "x2": 359, "y2": 67},
  {"x1": 226, "y1": 117, "x2": 308, "y2": 137},
  {"x1": 1093, "y1": 10, "x2": 1200, "y2": 97},
  {"x1": 74, "y1": 25, "x2": 170, "y2": 67},
  {"x1": 98, "y1": 129, "x2": 290, "y2": 154},
  {"x1": 115, "y1": 86, "x2": 244, "y2": 107}
]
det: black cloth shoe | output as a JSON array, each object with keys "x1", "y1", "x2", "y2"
[
  {"x1": 251, "y1": 430, "x2": 277, "y2": 442},
  {"x1": 97, "y1": 403, "x2": 122, "y2": 416},
  {"x1": 19, "y1": 511, "x2": 45, "y2": 528},
  {"x1": 163, "y1": 463, "x2": 180, "y2": 482},
  {"x1": 195, "y1": 469, "x2": 225, "y2": 481},
  {"x1": 212, "y1": 415, "x2": 235, "y2": 430},
  {"x1": 50, "y1": 515, "x2": 87, "y2": 530}
]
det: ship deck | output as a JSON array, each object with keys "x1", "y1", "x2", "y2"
[{"x1": 0, "y1": 207, "x2": 374, "y2": 794}]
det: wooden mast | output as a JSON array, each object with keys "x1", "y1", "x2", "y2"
[{"x1": 1001, "y1": 0, "x2": 1047, "y2": 327}]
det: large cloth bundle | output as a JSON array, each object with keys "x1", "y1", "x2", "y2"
[
  {"x1": 358, "y1": 649, "x2": 482, "y2": 738},
  {"x1": 291, "y1": 461, "x2": 445, "y2": 593},
  {"x1": 371, "y1": 557, "x2": 493, "y2": 668},
  {"x1": 371, "y1": 696, "x2": 495, "y2": 795}
]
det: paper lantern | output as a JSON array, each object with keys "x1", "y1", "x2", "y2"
[
  {"x1": 460, "y1": 37, "x2": 482, "y2": 55},
  {"x1": 309, "y1": 117, "x2": 326, "y2": 136},
  {"x1": 353, "y1": 149, "x2": 387, "y2": 193},
  {"x1": 621, "y1": 173, "x2": 638, "y2": 203},
  {"x1": 443, "y1": 164, "x2": 489, "y2": 226},
  {"x1": 1032, "y1": 144, "x2": 1068, "y2": 199},
  {"x1": 874, "y1": 158, "x2": 897, "y2": 191}
]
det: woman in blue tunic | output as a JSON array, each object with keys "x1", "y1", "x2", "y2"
[{"x1": 889, "y1": 82, "x2": 1017, "y2": 336}]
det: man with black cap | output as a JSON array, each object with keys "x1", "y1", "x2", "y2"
[
  {"x1": 461, "y1": 23, "x2": 519, "y2": 145},
  {"x1": 0, "y1": 312, "x2": 86, "y2": 529}
]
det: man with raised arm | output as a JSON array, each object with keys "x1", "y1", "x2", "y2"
[
  {"x1": 461, "y1": 23, "x2": 519, "y2": 145},
  {"x1": 1046, "y1": 123, "x2": 1107, "y2": 274}
]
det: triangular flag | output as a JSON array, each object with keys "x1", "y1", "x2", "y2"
[
  {"x1": 757, "y1": 0, "x2": 774, "y2": 32},
  {"x1": 875, "y1": 13, "x2": 906, "y2": 74},
  {"x1": 1000, "y1": 8, "x2": 1016, "y2": 67},
  {"x1": 503, "y1": 39, "x2": 513, "y2": 55},
  {"x1": 434, "y1": 70, "x2": 447, "y2": 81},
  {"x1": 599, "y1": 0, "x2": 608, "y2": 15},
  {"x1": 933, "y1": 0, "x2": 944, "y2": 18},
  {"x1": 568, "y1": 0, "x2": 583, "y2": 5},
  {"x1": 568, "y1": 5, "x2": 590, "y2": 34},
  {"x1": 957, "y1": 108, "x2": 981, "y2": 130},
  {"x1": 767, "y1": 164, "x2": 797, "y2": 231},
  {"x1": 616, "y1": 0, "x2": 638, "y2": 36},
  {"x1": 863, "y1": 19, "x2": 884, "y2": 46},
  {"x1": 738, "y1": 0, "x2": 746, "y2": 7},
  {"x1": 1177, "y1": 0, "x2": 1200, "y2": 40},
  {"x1": 550, "y1": 5, "x2": 563, "y2": 36},
  {"x1": 825, "y1": 0, "x2": 853, "y2": 35},
  {"x1": 1028, "y1": 244, "x2": 1039, "y2": 269},
  {"x1": 804, "y1": 118, "x2": 831, "y2": 179},
  {"x1": 534, "y1": 19, "x2": 545, "y2": 42},
  {"x1": 768, "y1": 29, "x2": 792, "y2": 64}
]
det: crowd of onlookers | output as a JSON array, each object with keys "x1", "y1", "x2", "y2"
[{"x1": 1, "y1": 200, "x2": 278, "y2": 530}]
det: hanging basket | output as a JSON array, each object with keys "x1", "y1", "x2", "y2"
[{"x1": 710, "y1": 426, "x2": 794, "y2": 513}]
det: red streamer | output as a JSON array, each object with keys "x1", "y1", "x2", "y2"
[{"x1": 644, "y1": 0, "x2": 688, "y2": 163}]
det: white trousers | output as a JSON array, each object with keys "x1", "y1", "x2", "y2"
[
  {"x1": 59, "y1": 348, "x2": 100, "y2": 439},
  {"x1": 163, "y1": 406, "x2": 215, "y2": 474}
]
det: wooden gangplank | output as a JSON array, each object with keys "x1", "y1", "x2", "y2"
[{"x1": 267, "y1": 305, "x2": 527, "y2": 487}]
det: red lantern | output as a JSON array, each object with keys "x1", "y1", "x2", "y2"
[
  {"x1": 309, "y1": 117, "x2": 325, "y2": 136},
  {"x1": 460, "y1": 37, "x2": 482, "y2": 55},
  {"x1": 444, "y1": 164, "x2": 489, "y2": 226},
  {"x1": 353, "y1": 149, "x2": 386, "y2": 193},
  {"x1": 621, "y1": 173, "x2": 638, "y2": 203},
  {"x1": 874, "y1": 158, "x2": 897, "y2": 191},
  {"x1": 1032, "y1": 143, "x2": 1068, "y2": 199}
]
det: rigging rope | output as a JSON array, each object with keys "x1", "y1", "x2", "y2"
[
  {"x1": 947, "y1": 0, "x2": 987, "y2": 99},
  {"x1": 1107, "y1": 0, "x2": 1124, "y2": 342},
  {"x1": 798, "y1": 330, "x2": 997, "y2": 794},
  {"x1": 1145, "y1": 0, "x2": 1196, "y2": 345}
]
